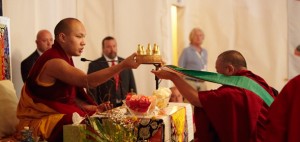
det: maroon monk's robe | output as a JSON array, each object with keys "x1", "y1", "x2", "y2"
[
  {"x1": 26, "y1": 41, "x2": 95, "y2": 115},
  {"x1": 17, "y1": 41, "x2": 96, "y2": 142},
  {"x1": 265, "y1": 75, "x2": 300, "y2": 142},
  {"x1": 194, "y1": 70, "x2": 275, "y2": 142}
]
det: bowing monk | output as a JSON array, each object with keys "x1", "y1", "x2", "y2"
[
  {"x1": 16, "y1": 18, "x2": 140, "y2": 142},
  {"x1": 152, "y1": 50, "x2": 275, "y2": 142}
]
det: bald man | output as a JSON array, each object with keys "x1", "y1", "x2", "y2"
[
  {"x1": 152, "y1": 50, "x2": 275, "y2": 142},
  {"x1": 21, "y1": 30, "x2": 53, "y2": 82}
]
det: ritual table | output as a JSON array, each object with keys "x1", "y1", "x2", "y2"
[{"x1": 63, "y1": 102, "x2": 194, "y2": 142}]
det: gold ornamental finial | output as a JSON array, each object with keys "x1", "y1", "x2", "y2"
[
  {"x1": 137, "y1": 44, "x2": 143, "y2": 55},
  {"x1": 137, "y1": 44, "x2": 146, "y2": 55},
  {"x1": 141, "y1": 45, "x2": 145, "y2": 55},
  {"x1": 146, "y1": 43, "x2": 152, "y2": 55},
  {"x1": 152, "y1": 43, "x2": 160, "y2": 55}
]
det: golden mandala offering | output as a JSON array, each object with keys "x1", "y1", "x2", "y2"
[{"x1": 136, "y1": 43, "x2": 163, "y2": 64}]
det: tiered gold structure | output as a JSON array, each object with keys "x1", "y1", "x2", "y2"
[{"x1": 136, "y1": 43, "x2": 162, "y2": 64}]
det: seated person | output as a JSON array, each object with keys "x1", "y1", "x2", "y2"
[
  {"x1": 16, "y1": 18, "x2": 140, "y2": 142},
  {"x1": 169, "y1": 86, "x2": 183, "y2": 103}
]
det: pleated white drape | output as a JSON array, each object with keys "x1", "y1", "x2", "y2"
[{"x1": 3, "y1": 0, "x2": 288, "y2": 97}]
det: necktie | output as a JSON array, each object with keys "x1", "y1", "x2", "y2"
[{"x1": 111, "y1": 61, "x2": 119, "y2": 91}]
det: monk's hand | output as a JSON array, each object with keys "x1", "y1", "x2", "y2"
[
  {"x1": 96, "y1": 101, "x2": 113, "y2": 112},
  {"x1": 151, "y1": 68, "x2": 175, "y2": 80},
  {"x1": 121, "y1": 53, "x2": 140, "y2": 69},
  {"x1": 160, "y1": 59, "x2": 166, "y2": 66}
]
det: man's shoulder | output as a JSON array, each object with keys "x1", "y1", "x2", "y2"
[
  {"x1": 88, "y1": 57, "x2": 107, "y2": 72},
  {"x1": 21, "y1": 51, "x2": 39, "y2": 64},
  {"x1": 290, "y1": 75, "x2": 300, "y2": 83},
  {"x1": 211, "y1": 86, "x2": 264, "y2": 106},
  {"x1": 217, "y1": 85, "x2": 243, "y2": 94}
]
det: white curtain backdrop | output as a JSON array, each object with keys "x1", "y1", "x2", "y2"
[{"x1": 3, "y1": 0, "x2": 288, "y2": 98}]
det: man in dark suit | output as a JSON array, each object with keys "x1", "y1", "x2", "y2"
[
  {"x1": 87, "y1": 36, "x2": 137, "y2": 107},
  {"x1": 21, "y1": 30, "x2": 53, "y2": 82}
]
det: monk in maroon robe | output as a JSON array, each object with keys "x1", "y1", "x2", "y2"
[
  {"x1": 264, "y1": 75, "x2": 300, "y2": 142},
  {"x1": 152, "y1": 50, "x2": 275, "y2": 142},
  {"x1": 16, "y1": 18, "x2": 140, "y2": 142}
]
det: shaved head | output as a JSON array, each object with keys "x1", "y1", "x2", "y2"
[
  {"x1": 53, "y1": 17, "x2": 86, "y2": 57},
  {"x1": 218, "y1": 50, "x2": 247, "y2": 69},
  {"x1": 35, "y1": 29, "x2": 53, "y2": 52},
  {"x1": 215, "y1": 50, "x2": 247, "y2": 75},
  {"x1": 54, "y1": 18, "x2": 81, "y2": 38},
  {"x1": 36, "y1": 30, "x2": 51, "y2": 40}
]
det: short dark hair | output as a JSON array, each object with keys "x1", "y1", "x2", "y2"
[
  {"x1": 218, "y1": 50, "x2": 247, "y2": 68},
  {"x1": 101, "y1": 36, "x2": 115, "y2": 48},
  {"x1": 54, "y1": 18, "x2": 80, "y2": 38},
  {"x1": 296, "y1": 45, "x2": 300, "y2": 52}
]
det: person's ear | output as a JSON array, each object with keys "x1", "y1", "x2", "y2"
[
  {"x1": 58, "y1": 33, "x2": 66, "y2": 43},
  {"x1": 227, "y1": 64, "x2": 235, "y2": 75}
]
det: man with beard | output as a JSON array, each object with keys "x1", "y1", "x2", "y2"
[{"x1": 87, "y1": 36, "x2": 137, "y2": 107}]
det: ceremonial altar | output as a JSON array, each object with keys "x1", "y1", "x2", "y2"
[
  {"x1": 63, "y1": 103, "x2": 194, "y2": 142},
  {"x1": 64, "y1": 45, "x2": 194, "y2": 142}
]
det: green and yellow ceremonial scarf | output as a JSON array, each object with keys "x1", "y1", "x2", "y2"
[{"x1": 163, "y1": 65, "x2": 274, "y2": 106}]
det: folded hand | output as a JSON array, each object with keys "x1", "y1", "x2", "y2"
[{"x1": 97, "y1": 101, "x2": 113, "y2": 112}]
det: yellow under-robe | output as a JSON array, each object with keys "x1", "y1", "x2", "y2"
[{"x1": 16, "y1": 84, "x2": 64, "y2": 139}]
